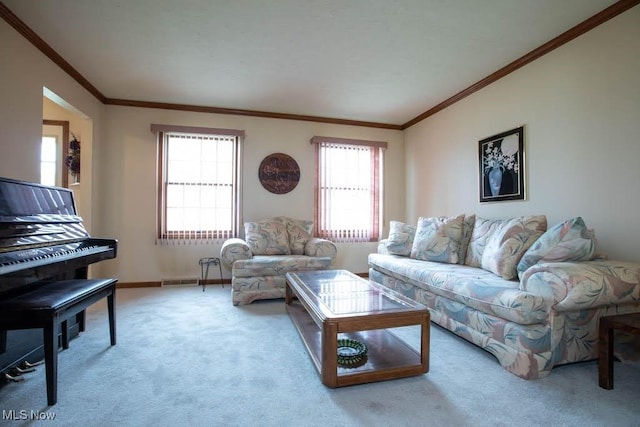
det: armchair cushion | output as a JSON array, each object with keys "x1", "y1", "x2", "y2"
[
  {"x1": 284, "y1": 218, "x2": 314, "y2": 255},
  {"x1": 244, "y1": 219, "x2": 290, "y2": 255}
]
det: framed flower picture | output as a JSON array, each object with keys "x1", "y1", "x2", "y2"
[{"x1": 478, "y1": 126, "x2": 525, "y2": 203}]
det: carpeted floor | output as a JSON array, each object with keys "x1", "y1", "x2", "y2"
[{"x1": 0, "y1": 285, "x2": 638, "y2": 427}]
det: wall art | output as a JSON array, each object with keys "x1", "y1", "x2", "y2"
[
  {"x1": 478, "y1": 126, "x2": 525, "y2": 203},
  {"x1": 258, "y1": 152, "x2": 300, "y2": 194}
]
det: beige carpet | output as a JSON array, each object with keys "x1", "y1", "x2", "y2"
[{"x1": 0, "y1": 285, "x2": 638, "y2": 426}]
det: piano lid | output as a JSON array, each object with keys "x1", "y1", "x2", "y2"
[
  {"x1": 0, "y1": 177, "x2": 77, "y2": 217},
  {"x1": 0, "y1": 177, "x2": 88, "y2": 253}
]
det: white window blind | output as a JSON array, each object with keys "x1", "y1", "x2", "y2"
[
  {"x1": 312, "y1": 136, "x2": 386, "y2": 243},
  {"x1": 154, "y1": 125, "x2": 243, "y2": 245}
]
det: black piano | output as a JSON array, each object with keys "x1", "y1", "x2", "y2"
[{"x1": 0, "y1": 176, "x2": 117, "y2": 378}]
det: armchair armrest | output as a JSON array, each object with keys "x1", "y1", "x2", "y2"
[
  {"x1": 520, "y1": 260, "x2": 640, "y2": 311},
  {"x1": 220, "y1": 238, "x2": 253, "y2": 269},
  {"x1": 304, "y1": 238, "x2": 337, "y2": 259}
]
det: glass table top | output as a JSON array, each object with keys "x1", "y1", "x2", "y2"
[{"x1": 289, "y1": 270, "x2": 423, "y2": 316}]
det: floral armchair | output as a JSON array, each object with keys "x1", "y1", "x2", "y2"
[{"x1": 220, "y1": 216, "x2": 337, "y2": 305}]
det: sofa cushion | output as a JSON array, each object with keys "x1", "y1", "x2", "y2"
[
  {"x1": 285, "y1": 218, "x2": 314, "y2": 255},
  {"x1": 368, "y1": 253, "x2": 548, "y2": 324},
  {"x1": 410, "y1": 214, "x2": 464, "y2": 264},
  {"x1": 386, "y1": 221, "x2": 416, "y2": 256},
  {"x1": 481, "y1": 215, "x2": 547, "y2": 280},
  {"x1": 516, "y1": 217, "x2": 595, "y2": 279},
  {"x1": 244, "y1": 219, "x2": 291, "y2": 255},
  {"x1": 457, "y1": 214, "x2": 476, "y2": 265},
  {"x1": 232, "y1": 255, "x2": 333, "y2": 277},
  {"x1": 464, "y1": 217, "x2": 504, "y2": 267}
]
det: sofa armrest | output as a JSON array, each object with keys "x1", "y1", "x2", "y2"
[
  {"x1": 520, "y1": 260, "x2": 640, "y2": 311},
  {"x1": 304, "y1": 238, "x2": 337, "y2": 259},
  {"x1": 377, "y1": 239, "x2": 391, "y2": 255},
  {"x1": 220, "y1": 238, "x2": 253, "y2": 269}
]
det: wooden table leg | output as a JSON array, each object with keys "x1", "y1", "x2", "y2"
[
  {"x1": 321, "y1": 321, "x2": 338, "y2": 387},
  {"x1": 598, "y1": 317, "x2": 614, "y2": 389},
  {"x1": 285, "y1": 282, "x2": 292, "y2": 304},
  {"x1": 420, "y1": 312, "x2": 430, "y2": 373}
]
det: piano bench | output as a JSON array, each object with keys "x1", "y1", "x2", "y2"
[{"x1": 0, "y1": 278, "x2": 117, "y2": 406}]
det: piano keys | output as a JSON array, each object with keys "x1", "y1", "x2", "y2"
[{"x1": 0, "y1": 176, "x2": 117, "y2": 376}]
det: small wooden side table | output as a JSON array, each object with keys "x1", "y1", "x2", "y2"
[{"x1": 598, "y1": 312, "x2": 640, "y2": 389}]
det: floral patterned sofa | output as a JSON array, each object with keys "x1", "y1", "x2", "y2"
[
  {"x1": 221, "y1": 217, "x2": 337, "y2": 305},
  {"x1": 368, "y1": 214, "x2": 640, "y2": 379}
]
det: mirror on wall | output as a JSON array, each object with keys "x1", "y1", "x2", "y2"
[{"x1": 42, "y1": 120, "x2": 70, "y2": 187}]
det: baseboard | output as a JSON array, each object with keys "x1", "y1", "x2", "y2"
[
  {"x1": 115, "y1": 274, "x2": 365, "y2": 289},
  {"x1": 116, "y1": 281, "x2": 161, "y2": 288},
  {"x1": 116, "y1": 279, "x2": 231, "y2": 289}
]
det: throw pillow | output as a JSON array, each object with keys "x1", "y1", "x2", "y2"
[
  {"x1": 285, "y1": 218, "x2": 314, "y2": 255},
  {"x1": 481, "y1": 215, "x2": 547, "y2": 280},
  {"x1": 457, "y1": 214, "x2": 476, "y2": 265},
  {"x1": 244, "y1": 218, "x2": 291, "y2": 255},
  {"x1": 410, "y1": 214, "x2": 464, "y2": 263},
  {"x1": 386, "y1": 220, "x2": 417, "y2": 256},
  {"x1": 464, "y1": 216, "x2": 504, "y2": 267},
  {"x1": 516, "y1": 216, "x2": 595, "y2": 279}
]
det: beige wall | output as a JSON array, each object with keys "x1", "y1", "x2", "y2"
[
  {"x1": 98, "y1": 107, "x2": 404, "y2": 281},
  {"x1": 404, "y1": 7, "x2": 640, "y2": 261},
  {"x1": 1, "y1": 18, "x2": 404, "y2": 282},
  {"x1": 2, "y1": 6, "x2": 639, "y2": 284},
  {"x1": 42, "y1": 97, "x2": 94, "y2": 232},
  {"x1": 0, "y1": 19, "x2": 106, "y2": 235}
]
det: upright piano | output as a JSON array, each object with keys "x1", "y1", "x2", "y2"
[{"x1": 0, "y1": 177, "x2": 117, "y2": 377}]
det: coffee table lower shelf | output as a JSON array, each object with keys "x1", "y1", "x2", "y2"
[{"x1": 287, "y1": 300, "x2": 427, "y2": 387}]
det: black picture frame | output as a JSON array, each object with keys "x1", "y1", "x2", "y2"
[{"x1": 478, "y1": 126, "x2": 525, "y2": 203}]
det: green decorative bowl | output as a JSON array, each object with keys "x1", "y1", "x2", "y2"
[{"x1": 337, "y1": 338, "x2": 368, "y2": 367}]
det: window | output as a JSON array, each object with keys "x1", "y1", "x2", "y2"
[
  {"x1": 153, "y1": 124, "x2": 243, "y2": 244},
  {"x1": 41, "y1": 136, "x2": 57, "y2": 186},
  {"x1": 311, "y1": 136, "x2": 387, "y2": 243}
]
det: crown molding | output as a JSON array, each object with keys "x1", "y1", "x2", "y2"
[
  {"x1": 2, "y1": 0, "x2": 637, "y2": 131},
  {"x1": 0, "y1": 1, "x2": 106, "y2": 103},
  {"x1": 105, "y1": 98, "x2": 403, "y2": 130},
  {"x1": 402, "y1": 0, "x2": 640, "y2": 129}
]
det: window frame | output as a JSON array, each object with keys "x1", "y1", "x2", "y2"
[
  {"x1": 153, "y1": 124, "x2": 244, "y2": 243},
  {"x1": 311, "y1": 136, "x2": 387, "y2": 243}
]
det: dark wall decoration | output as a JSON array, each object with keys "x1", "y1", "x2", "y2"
[
  {"x1": 478, "y1": 126, "x2": 525, "y2": 203},
  {"x1": 258, "y1": 153, "x2": 300, "y2": 194}
]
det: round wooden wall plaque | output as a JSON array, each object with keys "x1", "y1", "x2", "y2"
[{"x1": 258, "y1": 153, "x2": 300, "y2": 194}]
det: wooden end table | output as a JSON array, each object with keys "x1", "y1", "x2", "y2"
[{"x1": 598, "y1": 312, "x2": 640, "y2": 389}]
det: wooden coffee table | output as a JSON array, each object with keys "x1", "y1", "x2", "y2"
[{"x1": 285, "y1": 270, "x2": 430, "y2": 387}]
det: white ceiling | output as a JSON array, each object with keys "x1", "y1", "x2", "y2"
[{"x1": 4, "y1": 0, "x2": 619, "y2": 126}]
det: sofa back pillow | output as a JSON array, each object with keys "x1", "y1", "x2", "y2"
[
  {"x1": 481, "y1": 215, "x2": 547, "y2": 280},
  {"x1": 386, "y1": 220, "x2": 417, "y2": 256},
  {"x1": 465, "y1": 217, "x2": 504, "y2": 267},
  {"x1": 244, "y1": 218, "x2": 291, "y2": 255},
  {"x1": 410, "y1": 214, "x2": 464, "y2": 263},
  {"x1": 457, "y1": 214, "x2": 476, "y2": 265},
  {"x1": 516, "y1": 216, "x2": 595, "y2": 279}
]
